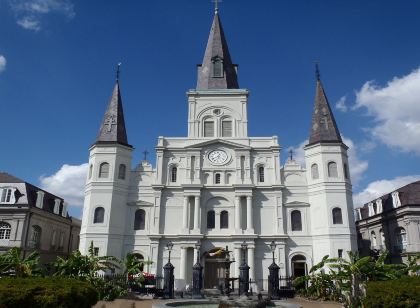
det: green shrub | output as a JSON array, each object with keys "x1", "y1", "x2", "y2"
[
  {"x1": 363, "y1": 276, "x2": 420, "y2": 308},
  {"x1": 0, "y1": 277, "x2": 98, "y2": 308}
]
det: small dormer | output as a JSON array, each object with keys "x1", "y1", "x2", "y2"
[{"x1": 212, "y1": 56, "x2": 224, "y2": 78}]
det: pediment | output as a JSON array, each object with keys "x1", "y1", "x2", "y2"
[{"x1": 185, "y1": 139, "x2": 250, "y2": 150}]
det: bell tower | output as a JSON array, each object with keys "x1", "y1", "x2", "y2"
[
  {"x1": 304, "y1": 65, "x2": 357, "y2": 263},
  {"x1": 79, "y1": 65, "x2": 133, "y2": 258}
]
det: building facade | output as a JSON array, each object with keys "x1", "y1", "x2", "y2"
[
  {"x1": 79, "y1": 11, "x2": 356, "y2": 289},
  {"x1": 0, "y1": 173, "x2": 81, "y2": 264},
  {"x1": 355, "y1": 181, "x2": 420, "y2": 263}
]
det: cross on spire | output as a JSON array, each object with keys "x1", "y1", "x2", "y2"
[
  {"x1": 315, "y1": 61, "x2": 320, "y2": 81},
  {"x1": 212, "y1": 0, "x2": 222, "y2": 13},
  {"x1": 289, "y1": 149, "x2": 294, "y2": 161},
  {"x1": 116, "y1": 62, "x2": 122, "y2": 81},
  {"x1": 143, "y1": 150, "x2": 149, "y2": 161}
]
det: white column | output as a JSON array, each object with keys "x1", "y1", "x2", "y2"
[
  {"x1": 180, "y1": 247, "x2": 187, "y2": 280},
  {"x1": 234, "y1": 247, "x2": 241, "y2": 277},
  {"x1": 246, "y1": 196, "x2": 253, "y2": 232},
  {"x1": 235, "y1": 196, "x2": 241, "y2": 231},
  {"x1": 182, "y1": 196, "x2": 189, "y2": 230},
  {"x1": 194, "y1": 196, "x2": 200, "y2": 231},
  {"x1": 248, "y1": 247, "x2": 255, "y2": 281}
]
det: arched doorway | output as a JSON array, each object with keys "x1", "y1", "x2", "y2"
[
  {"x1": 291, "y1": 254, "x2": 307, "y2": 278},
  {"x1": 203, "y1": 247, "x2": 228, "y2": 289}
]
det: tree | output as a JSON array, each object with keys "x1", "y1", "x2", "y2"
[{"x1": 0, "y1": 247, "x2": 40, "y2": 277}]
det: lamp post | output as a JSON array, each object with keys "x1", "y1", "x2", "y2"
[
  {"x1": 192, "y1": 241, "x2": 203, "y2": 299},
  {"x1": 163, "y1": 241, "x2": 174, "y2": 299},
  {"x1": 268, "y1": 240, "x2": 280, "y2": 300},
  {"x1": 239, "y1": 241, "x2": 250, "y2": 297}
]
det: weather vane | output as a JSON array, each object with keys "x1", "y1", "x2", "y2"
[
  {"x1": 116, "y1": 62, "x2": 122, "y2": 81},
  {"x1": 212, "y1": 0, "x2": 222, "y2": 13}
]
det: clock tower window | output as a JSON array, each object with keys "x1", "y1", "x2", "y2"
[
  {"x1": 215, "y1": 173, "x2": 221, "y2": 184},
  {"x1": 204, "y1": 120, "x2": 215, "y2": 137},
  {"x1": 222, "y1": 119, "x2": 232, "y2": 137}
]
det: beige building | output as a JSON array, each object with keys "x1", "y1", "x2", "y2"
[
  {"x1": 355, "y1": 181, "x2": 420, "y2": 263},
  {"x1": 0, "y1": 172, "x2": 81, "y2": 264}
]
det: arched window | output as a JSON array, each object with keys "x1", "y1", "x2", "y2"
[
  {"x1": 212, "y1": 56, "x2": 223, "y2": 77},
  {"x1": 379, "y1": 229, "x2": 386, "y2": 246},
  {"x1": 215, "y1": 173, "x2": 221, "y2": 184},
  {"x1": 258, "y1": 166, "x2": 265, "y2": 183},
  {"x1": 311, "y1": 164, "x2": 319, "y2": 180},
  {"x1": 204, "y1": 120, "x2": 214, "y2": 137},
  {"x1": 99, "y1": 162, "x2": 110, "y2": 178},
  {"x1": 171, "y1": 166, "x2": 177, "y2": 183},
  {"x1": 220, "y1": 211, "x2": 228, "y2": 229},
  {"x1": 118, "y1": 164, "x2": 126, "y2": 180},
  {"x1": 332, "y1": 207, "x2": 343, "y2": 224},
  {"x1": 207, "y1": 210, "x2": 215, "y2": 229},
  {"x1": 30, "y1": 225, "x2": 42, "y2": 248},
  {"x1": 93, "y1": 207, "x2": 105, "y2": 223},
  {"x1": 344, "y1": 163, "x2": 349, "y2": 179},
  {"x1": 328, "y1": 162, "x2": 338, "y2": 177},
  {"x1": 395, "y1": 227, "x2": 407, "y2": 252},
  {"x1": 371, "y1": 231, "x2": 377, "y2": 248},
  {"x1": 222, "y1": 120, "x2": 232, "y2": 137},
  {"x1": 0, "y1": 222, "x2": 11, "y2": 240},
  {"x1": 134, "y1": 209, "x2": 146, "y2": 230},
  {"x1": 291, "y1": 210, "x2": 302, "y2": 231},
  {"x1": 89, "y1": 164, "x2": 93, "y2": 179}
]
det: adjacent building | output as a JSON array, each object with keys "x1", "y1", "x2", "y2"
[
  {"x1": 0, "y1": 172, "x2": 81, "y2": 264},
  {"x1": 355, "y1": 181, "x2": 420, "y2": 263},
  {"x1": 79, "y1": 10, "x2": 357, "y2": 289}
]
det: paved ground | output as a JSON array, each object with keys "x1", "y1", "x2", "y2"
[{"x1": 93, "y1": 297, "x2": 341, "y2": 308}]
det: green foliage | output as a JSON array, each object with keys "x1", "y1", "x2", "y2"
[
  {"x1": 295, "y1": 251, "x2": 420, "y2": 308},
  {"x1": 363, "y1": 276, "x2": 420, "y2": 308},
  {"x1": 0, "y1": 247, "x2": 40, "y2": 277},
  {"x1": 53, "y1": 241, "x2": 121, "y2": 281},
  {"x1": 0, "y1": 277, "x2": 98, "y2": 308}
]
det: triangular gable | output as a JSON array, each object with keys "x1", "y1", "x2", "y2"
[{"x1": 185, "y1": 138, "x2": 250, "y2": 149}]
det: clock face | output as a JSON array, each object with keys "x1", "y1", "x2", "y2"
[{"x1": 208, "y1": 150, "x2": 228, "y2": 165}]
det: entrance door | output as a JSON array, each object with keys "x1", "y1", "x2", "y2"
[
  {"x1": 291, "y1": 254, "x2": 307, "y2": 278},
  {"x1": 204, "y1": 260, "x2": 225, "y2": 289}
]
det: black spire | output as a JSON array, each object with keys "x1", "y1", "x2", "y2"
[
  {"x1": 196, "y1": 11, "x2": 239, "y2": 90},
  {"x1": 95, "y1": 66, "x2": 130, "y2": 147},
  {"x1": 308, "y1": 66, "x2": 342, "y2": 146}
]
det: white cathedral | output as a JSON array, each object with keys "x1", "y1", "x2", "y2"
[{"x1": 79, "y1": 10, "x2": 357, "y2": 289}]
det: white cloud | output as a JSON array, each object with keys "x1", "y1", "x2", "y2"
[
  {"x1": 16, "y1": 16, "x2": 41, "y2": 31},
  {"x1": 354, "y1": 67, "x2": 420, "y2": 154},
  {"x1": 39, "y1": 163, "x2": 88, "y2": 207},
  {"x1": 335, "y1": 96, "x2": 348, "y2": 112},
  {"x1": 353, "y1": 175, "x2": 420, "y2": 207},
  {"x1": 0, "y1": 55, "x2": 6, "y2": 73},
  {"x1": 9, "y1": 0, "x2": 75, "y2": 31},
  {"x1": 287, "y1": 136, "x2": 368, "y2": 187}
]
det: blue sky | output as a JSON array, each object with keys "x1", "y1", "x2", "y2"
[{"x1": 1, "y1": 0, "x2": 419, "y2": 218}]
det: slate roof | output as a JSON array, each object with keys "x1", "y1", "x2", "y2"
[
  {"x1": 0, "y1": 172, "x2": 25, "y2": 183},
  {"x1": 95, "y1": 81, "x2": 131, "y2": 147},
  {"x1": 357, "y1": 181, "x2": 420, "y2": 220},
  {"x1": 307, "y1": 75, "x2": 342, "y2": 146},
  {"x1": 196, "y1": 11, "x2": 239, "y2": 90}
]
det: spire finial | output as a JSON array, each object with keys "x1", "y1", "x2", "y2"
[
  {"x1": 116, "y1": 62, "x2": 122, "y2": 81},
  {"x1": 212, "y1": 0, "x2": 222, "y2": 13},
  {"x1": 315, "y1": 61, "x2": 320, "y2": 81}
]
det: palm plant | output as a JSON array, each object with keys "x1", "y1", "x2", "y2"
[
  {"x1": 0, "y1": 247, "x2": 40, "y2": 277},
  {"x1": 54, "y1": 241, "x2": 121, "y2": 280}
]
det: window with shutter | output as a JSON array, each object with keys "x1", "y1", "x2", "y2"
[
  {"x1": 222, "y1": 120, "x2": 232, "y2": 137},
  {"x1": 204, "y1": 121, "x2": 214, "y2": 137}
]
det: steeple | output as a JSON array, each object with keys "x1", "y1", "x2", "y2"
[
  {"x1": 196, "y1": 10, "x2": 239, "y2": 90},
  {"x1": 308, "y1": 66, "x2": 342, "y2": 145},
  {"x1": 95, "y1": 66, "x2": 130, "y2": 147}
]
